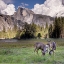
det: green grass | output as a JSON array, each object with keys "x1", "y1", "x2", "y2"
[
  {"x1": 0, "y1": 39, "x2": 64, "y2": 64},
  {"x1": 0, "y1": 47, "x2": 64, "y2": 64}
]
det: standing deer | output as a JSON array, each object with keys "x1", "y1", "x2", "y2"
[
  {"x1": 34, "y1": 42, "x2": 46, "y2": 55},
  {"x1": 47, "y1": 41, "x2": 56, "y2": 55}
]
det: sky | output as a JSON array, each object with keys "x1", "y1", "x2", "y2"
[
  {"x1": 0, "y1": 0, "x2": 64, "y2": 17},
  {"x1": 13, "y1": 0, "x2": 44, "y2": 9},
  {"x1": 0, "y1": 0, "x2": 44, "y2": 15}
]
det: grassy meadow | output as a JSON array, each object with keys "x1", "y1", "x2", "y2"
[{"x1": 0, "y1": 39, "x2": 64, "y2": 64}]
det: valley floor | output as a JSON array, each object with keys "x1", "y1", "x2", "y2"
[
  {"x1": 0, "y1": 46, "x2": 64, "y2": 64},
  {"x1": 0, "y1": 39, "x2": 64, "y2": 64}
]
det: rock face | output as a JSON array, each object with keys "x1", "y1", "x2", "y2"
[
  {"x1": 0, "y1": 14, "x2": 14, "y2": 31},
  {"x1": 13, "y1": 7, "x2": 34, "y2": 24},
  {"x1": 32, "y1": 14, "x2": 54, "y2": 26},
  {"x1": 0, "y1": 14, "x2": 24, "y2": 31},
  {"x1": 13, "y1": 7, "x2": 54, "y2": 26},
  {"x1": 0, "y1": 7, "x2": 54, "y2": 31}
]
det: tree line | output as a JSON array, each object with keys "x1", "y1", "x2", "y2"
[
  {"x1": 0, "y1": 21, "x2": 49, "y2": 39},
  {"x1": 49, "y1": 17, "x2": 64, "y2": 38},
  {"x1": 1, "y1": 16, "x2": 64, "y2": 39}
]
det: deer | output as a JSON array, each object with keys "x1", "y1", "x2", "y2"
[
  {"x1": 34, "y1": 42, "x2": 46, "y2": 55},
  {"x1": 34, "y1": 41, "x2": 56, "y2": 55},
  {"x1": 47, "y1": 41, "x2": 56, "y2": 55}
]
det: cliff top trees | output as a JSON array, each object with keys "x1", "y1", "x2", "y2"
[{"x1": 49, "y1": 17, "x2": 64, "y2": 38}]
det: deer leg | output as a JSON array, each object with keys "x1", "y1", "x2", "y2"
[
  {"x1": 34, "y1": 47, "x2": 39, "y2": 54},
  {"x1": 36, "y1": 48, "x2": 39, "y2": 54},
  {"x1": 52, "y1": 50, "x2": 54, "y2": 55},
  {"x1": 49, "y1": 49, "x2": 54, "y2": 55},
  {"x1": 49, "y1": 50, "x2": 52, "y2": 55},
  {"x1": 34, "y1": 47, "x2": 36, "y2": 52},
  {"x1": 41, "y1": 50, "x2": 45, "y2": 55}
]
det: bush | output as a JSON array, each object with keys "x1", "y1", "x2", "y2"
[{"x1": 37, "y1": 33, "x2": 41, "y2": 38}]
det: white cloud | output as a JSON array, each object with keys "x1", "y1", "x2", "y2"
[
  {"x1": 0, "y1": 0, "x2": 15, "y2": 15},
  {"x1": 2, "y1": 4, "x2": 15, "y2": 15},
  {"x1": 0, "y1": 0, "x2": 7, "y2": 10},
  {"x1": 32, "y1": 0, "x2": 64, "y2": 17}
]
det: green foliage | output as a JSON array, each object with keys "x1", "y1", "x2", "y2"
[
  {"x1": 0, "y1": 22, "x2": 49, "y2": 39},
  {"x1": 37, "y1": 33, "x2": 41, "y2": 38},
  {"x1": 31, "y1": 23, "x2": 37, "y2": 33},
  {"x1": 48, "y1": 24, "x2": 53, "y2": 38},
  {"x1": 20, "y1": 22, "x2": 49, "y2": 39},
  {"x1": 20, "y1": 22, "x2": 37, "y2": 39},
  {"x1": 49, "y1": 17, "x2": 64, "y2": 38},
  {"x1": 45, "y1": 22, "x2": 48, "y2": 30},
  {"x1": 0, "y1": 25, "x2": 22, "y2": 39}
]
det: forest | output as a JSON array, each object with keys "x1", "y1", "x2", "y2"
[
  {"x1": 0, "y1": 17, "x2": 64, "y2": 39},
  {"x1": 49, "y1": 17, "x2": 64, "y2": 38}
]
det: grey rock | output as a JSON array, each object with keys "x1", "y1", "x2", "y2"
[{"x1": 0, "y1": 7, "x2": 54, "y2": 31}]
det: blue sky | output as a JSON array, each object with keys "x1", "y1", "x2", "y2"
[{"x1": 13, "y1": 0, "x2": 45, "y2": 9}]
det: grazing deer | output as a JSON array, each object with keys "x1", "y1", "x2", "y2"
[
  {"x1": 47, "y1": 41, "x2": 56, "y2": 55},
  {"x1": 45, "y1": 44, "x2": 50, "y2": 53},
  {"x1": 34, "y1": 42, "x2": 46, "y2": 55}
]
